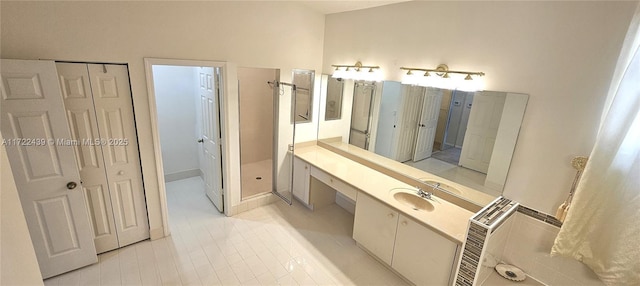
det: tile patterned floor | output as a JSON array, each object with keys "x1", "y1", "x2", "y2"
[{"x1": 44, "y1": 177, "x2": 407, "y2": 285}]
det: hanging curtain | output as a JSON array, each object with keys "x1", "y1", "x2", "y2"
[{"x1": 551, "y1": 3, "x2": 640, "y2": 285}]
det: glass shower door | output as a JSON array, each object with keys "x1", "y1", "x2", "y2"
[
  {"x1": 272, "y1": 81, "x2": 296, "y2": 205},
  {"x1": 349, "y1": 81, "x2": 376, "y2": 149}
]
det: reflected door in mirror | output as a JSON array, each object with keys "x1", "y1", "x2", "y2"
[
  {"x1": 459, "y1": 92, "x2": 506, "y2": 174},
  {"x1": 413, "y1": 88, "x2": 443, "y2": 161},
  {"x1": 349, "y1": 82, "x2": 376, "y2": 149}
]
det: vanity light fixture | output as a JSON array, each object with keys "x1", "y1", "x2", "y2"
[
  {"x1": 332, "y1": 61, "x2": 382, "y2": 81},
  {"x1": 400, "y1": 64, "x2": 485, "y2": 91}
]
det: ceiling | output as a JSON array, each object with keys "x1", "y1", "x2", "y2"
[{"x1": 300, "y1": 1, "x2": 411, "y2": 15}]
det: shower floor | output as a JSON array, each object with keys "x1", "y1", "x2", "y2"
[{"x1": 241, "y1": 159, "x2": 273, "y2": 199}]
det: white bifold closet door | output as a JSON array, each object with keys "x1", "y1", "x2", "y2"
[
  {"x1": 57, "y1": 62, "x2": 149, "y2": 254},
  {"x1": 1, "y1": 59, "x2": 98, "y2": 279}
]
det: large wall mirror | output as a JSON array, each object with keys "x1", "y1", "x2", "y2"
[
  {"x1": 291, "y1": 69, "x2": 314, "y2": 123},
  {"x1": 318, "y1": 75, "x2": 529, "y2": 206}
]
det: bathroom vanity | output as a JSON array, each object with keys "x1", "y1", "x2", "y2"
[{"x1": 293, "y1": 144, "x2": 474, "y2": 285}]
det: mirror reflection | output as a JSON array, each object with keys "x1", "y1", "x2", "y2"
[
  {"x1": 318, "y1": 75, "x2": 529, "y2": 203},
  {"x1": 291, "y1": 69, "x2": 314, "y2": 123},
  {"x1": 349, "y1": 81, "x2": 377, "y2": 149},
  {"x1": 325, "y1": 77, "x2": 344, "y2": 120}
]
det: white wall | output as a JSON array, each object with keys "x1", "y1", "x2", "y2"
[
  {"x1": 322, "y1": 1, "x2": 636, "y2": 214},
  {"x1": 0, "y1": 132, "x2": 44, "y2": 286},
  {"x1": 486, "y1": 93, "x2": 529, "y2": 190},
  {"x1": 0, "y1": 1, "x2": 325, "y2": 235},
  {"x1": 152, "y1": 65, "x2": 200, "y2": 179}
]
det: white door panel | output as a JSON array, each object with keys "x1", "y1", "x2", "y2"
[
  {"x1": 88, "y1": 64, "x2": 149, "y2": 247},
  {"x1": 459, "y1": 92, "x2": 506, "y2": 173},
  {"x1": 57, "y1": 62, "x2": 119, "y2": 253},
  {"x1": 413, "y1": 88, "x2": 442, "y2": 161},
  {"x1": 1, "y1": 59, "x2": 97, "y2": 278},
  {"x1": 200, "y1": 67, "x2": 223, "y2": 212},
  {"x1": 392, "y1": 85, "x2": 422, "y2": 162}
]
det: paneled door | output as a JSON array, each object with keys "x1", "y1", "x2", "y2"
[
  {"x1": 459, "y1": 91, "x2": 506, "y2": 173},
  {"x1": 200, "y1": 67, "x2": 223, "y2": 212},
  {"x1": 392, "y1": 85, "x2": 423, "y2": 162},
  {"x1": 0, "y1": 59, "x2": 97, "y2": 278},
  {"x1": 87, "y1": 64, "x2": 149, "y2": 247},
  {"x1": 56, "y1": 63, "x2": 119, "y2": 253},
  {"x1": 413, "y1": 88, "x2": 443, "y2": 162}
]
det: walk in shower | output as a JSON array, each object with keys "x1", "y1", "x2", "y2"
[{"x1": 238, "y1": 67, "x2": 278, "y2": 200}]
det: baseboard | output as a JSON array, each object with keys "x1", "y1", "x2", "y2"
[
  {"x1": 164, "y1": 169, "x2": 201, "y2": 182},
  {"x1": 228, "y1": 193, "x2": 276, "y2": 216}
]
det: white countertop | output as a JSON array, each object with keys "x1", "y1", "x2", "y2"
[
  {"x1": 320, "y1": 140, "x2": 496, "y2": 207},
  {"x1": 295, "y1": 145, "x2": 473, "y2": 243}
]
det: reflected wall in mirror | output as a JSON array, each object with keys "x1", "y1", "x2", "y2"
[
  {"x1": 291, "y1": 69, "x2": 314, "y2": 123},
  {"x1": 325, "y1": 77, "x2": 344, "y2": 120},
  {"x1": 318, "y1": 76, "x2": 529, "y2": 204}
]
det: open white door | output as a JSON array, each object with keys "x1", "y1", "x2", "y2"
[
  {"x1": 413, "y1": 88, "x2": 443, "y2": 162},
  {"x1": 0, "y1": 59, "x2": 97, "y2": 278},
  {"x1": 459, "y1": 91, "x2": 506, "y2": 173},
  {"x1": 200, "y1": 67, "x2": 223, "y2": 212},
  {"x1": 392, "y1": 85, "x2": 423, "y2": 162}
]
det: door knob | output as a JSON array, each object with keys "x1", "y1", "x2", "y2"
[
  {"x1": 66, "y1": 182, "x2": 77, "y2": 190},
  {"x1": 197, "y1": 139, "x2": 204, "y2": 143},
  {"x1": 419, "y1": 124, "x2": 426, "y2": 127}
]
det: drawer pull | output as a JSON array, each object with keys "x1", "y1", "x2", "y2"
[
  {"x1": 387, "y1": 213, "x2": 394, "y2": 218},
  {"x1": 401, "y1": 221, "x2": 408, "y2": 226}
]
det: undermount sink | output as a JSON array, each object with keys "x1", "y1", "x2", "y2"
[
  {"x1": 390, "y1": 189, "x2": 435, "y2": 212},
  {"x1": 419, "y1": 179, "x2": 462, "y2": 195}
]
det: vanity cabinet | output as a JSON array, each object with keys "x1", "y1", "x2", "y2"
[
  {"x1": 354, "y1": 192, "x2": 459, "y2": 285},
  {"x1": 353, "y1": 192, "x2": 399, "y2": 265},
  {"x1": 293, "y1": 157, "x2": 310, "y2": 205},
  {"x1": 392, "y1": 214, "x2": 458, "y2": 285},
  {"x1": 310, "y1": 166, "x2": 358, "y2": 201}
]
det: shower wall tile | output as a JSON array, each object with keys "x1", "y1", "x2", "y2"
[
  {"x1": 477, "y1": 215, "x2": 515, "y2": 285},
  {"x1": 238, "y1": 67, "x2": 276, "y2": 165}
]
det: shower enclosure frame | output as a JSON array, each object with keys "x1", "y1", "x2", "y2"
[{"x1": 269, "y1": 80, "x2": 297, "y2": 205}]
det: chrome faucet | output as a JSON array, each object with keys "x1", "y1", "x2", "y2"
[{"x1": 416, "y1": 187, "x2": 433, "y2": 200}]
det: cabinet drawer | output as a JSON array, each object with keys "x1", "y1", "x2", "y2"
[{"x1": 310, "y1": 167, "x2": 358, "y2": 201}]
